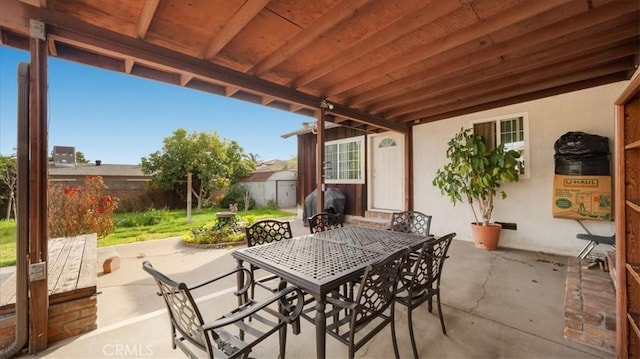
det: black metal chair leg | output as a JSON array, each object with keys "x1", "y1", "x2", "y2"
[
  {"x1": 390, "y1": 309, "x2": 400, "y2": 359},
  {"x1": 279, "y1": 323, "x2": 287, "y2": 359},
  {"x1": 407, "y1": 305, "x2": 418, "y2": 359},
  {"x1": 437, "y1": 292, "x2": 447, "y2": 335}
]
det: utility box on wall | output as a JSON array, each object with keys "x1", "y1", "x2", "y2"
[{"x1": 551, "y1": 175, "x2": 612, "y2": 221}]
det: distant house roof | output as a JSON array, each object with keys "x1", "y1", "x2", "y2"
[
  {"x1": 48, "y1": 163, "x2": 148, "y2": 178},
  {"x1": 255, "y1": 159, "x2": 294, "y2": 172}
]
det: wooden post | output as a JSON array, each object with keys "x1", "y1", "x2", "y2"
[
  {"x1": 186, "y1": 172, "x2": 192, "y2": 223},
  {"x1": 404, "y1": 131, "x2": 413, "y2": 210},
  {"x1": 28, "y1": 20, "x2": 49, "y2": 353},
  {"x1": 315, "y1": 101, "x2": 327, "y2": 215}
]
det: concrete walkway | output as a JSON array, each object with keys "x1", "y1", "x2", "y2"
[{"x1": 34, "y1": 220, "x2": 611, "y2": 358}]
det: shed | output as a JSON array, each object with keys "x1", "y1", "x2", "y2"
[{"x1": 239, "y1": 170, "x2": 296, "y2": 208}]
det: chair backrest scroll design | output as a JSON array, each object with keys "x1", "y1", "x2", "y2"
[{"x1": 389, "y1": 211, "x2": 432, "y2": 236}]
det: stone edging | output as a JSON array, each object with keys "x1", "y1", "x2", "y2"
[{"x1": 181, "y1": 240, "x2": 247, "y2": 249}]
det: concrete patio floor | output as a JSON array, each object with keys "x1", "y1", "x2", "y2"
[{"x1": 34, "y1": 219, "x2": 611, "y2": 358}]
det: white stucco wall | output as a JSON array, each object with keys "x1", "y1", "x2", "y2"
[{"x1": 414, "y1": 80, "x2": 630, "y2": 256}]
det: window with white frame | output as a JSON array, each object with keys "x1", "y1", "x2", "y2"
[
  {"x1": 324, "y1": 136, "x2": 365, "y2": 183},
  {"x1": 471, "y1": 113, "x2": 529, "y2": 177}
]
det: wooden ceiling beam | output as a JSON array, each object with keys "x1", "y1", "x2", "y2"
[
  {"x1": 291, "y1": 0, "x2": 462, "y2": 88},
  {"x1": 350, "y1": 10, "x2": 636, "y2": 106},
  {"x1": 180, "y1": 73, "x2": 193, "y2": 86},
  {"x1": 201, "y1": 0, "x2": 270, "y2": 60},
  {"x1": 331, "y1": 0, "x2": 636, "y2": 99},
  {"x1": 0, "y1": 0, "x2": 408, "y2": 133},
  {"x1": 290, "y1": 104, "x2": 305, "y2": 113},
  {"x1": 19, "y1": 0, "x2": 46, "y2": 7},
  {"x1": 134, "y1": 0, "x2": 159, "y2": 39},
  {"x1": 417, "y1": 73, "x2": 628, "y2": 125},
  {"x1": 387, "y1": 48, "x2": 636, "y2": 118},
  {"x1": 405, "y1": 57, "x2": 632, "y2": 118},
  {"x1": 46, "y1": 36, "x2": 56, "y2": 56},
  {"x1": 372, "y1": 39, "x2": 638, "y2": 115},
  {"x1": 400, "y1": 60, "x2": 632, "y2": 122},
  {"x1": 225, "y1": 86, "x2": 240, "y2": 97},
  {"x1": 261, "y1": 96, "x2": 275, "y2": 105},
  {"x1": 54, "y1": 42, "x2": 124, "y2": 73},
  {"x1": 0, "y1": 28, "x2": 29, "y2": 49},
  {"x1": 124, "y1": 58, "x2": 135, "y2": 73},
  {"x1": 251, "y1": 0, "x2": 372, "y2": 76},
  {"x1": 344, "y1": 7, "x2": 639, "y2": 107},
  {"x1": 322, "y1": 0, "x2": 571, "y2": 96}
]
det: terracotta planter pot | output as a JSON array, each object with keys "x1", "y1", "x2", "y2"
[{"x1": 470, "y1": 222, "x2": 502, "y2": 250}]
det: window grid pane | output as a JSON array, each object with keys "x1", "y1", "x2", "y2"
[
  {"x1": 325, "y1": 138, "x2": 363, "y2": 182},
  {"x1": 500, "y1": 117, "x2": 525, "y2": 175},
  {"x1": 325, "y1": 144, "x2": 337, "y2": 180}
]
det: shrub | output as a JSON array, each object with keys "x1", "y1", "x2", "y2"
[
  {"x1": 266, "y1": 199, "x2": 279, "y2": 210},
  {"x1": 183, "y1": 217, "x2": 244, "y2": 245},
  {"x1": 220, "y1": 184, "x2": 255, "y2": 211},
  {"x1": 48, "y1": 176, "x2": 118, "y2": 238}
]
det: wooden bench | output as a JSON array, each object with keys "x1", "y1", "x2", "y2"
[{"x1": 0, "y1": 234, "x2": 97, "y2": 345}]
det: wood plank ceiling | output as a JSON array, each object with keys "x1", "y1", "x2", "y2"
[{"x1": 1, "y1": 0, "x2": 638, "y2": 134}]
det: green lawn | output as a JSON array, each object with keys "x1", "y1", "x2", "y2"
[
  {"x1": 0, "y1": 207, "x2": 295, "y2": 268},
  {"x1": 0, "y1": 219, "x2": 17, "y2": 267}
]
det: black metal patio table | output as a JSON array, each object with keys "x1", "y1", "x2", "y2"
[{"x1": 231, "y1": 225, "x2": 427, "y2": 359}]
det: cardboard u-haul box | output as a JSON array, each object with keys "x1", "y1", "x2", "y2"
[{"x1": 552, "y1": 175, "x2": 612, "y2": 221}]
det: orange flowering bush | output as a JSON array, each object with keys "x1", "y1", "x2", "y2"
[{"x1": 48, "y1": 176, "x2": 118, "y2": 238}]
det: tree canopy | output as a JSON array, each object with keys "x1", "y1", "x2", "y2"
[
  {"x1": 0, "y1": 153, "x2": 17, "y2": 219},
  {"x1": 141, "y1": 128, "x2": 255, "y2": 209},
  {"x1": 75, "y1": 151, "x2": 89, "y2": 164}
]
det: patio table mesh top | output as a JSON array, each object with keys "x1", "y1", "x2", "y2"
[
  {"x1": 239, "y1": 236, "x2": 382, "y2": 282},
  {"x1": 311, "y1": 226, "x2": 427, "y2": 253}
]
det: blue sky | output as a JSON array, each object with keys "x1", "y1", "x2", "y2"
[{"x1": 0, "y1": 46, "x2": 308, "y2": 164}]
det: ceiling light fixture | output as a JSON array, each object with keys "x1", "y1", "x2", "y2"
[{"x1": 320, "y1": 98, "x2": 334, "y2": 110}]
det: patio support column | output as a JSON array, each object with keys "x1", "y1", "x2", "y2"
[
  {"x1": 28, "y1": 19, "x2": 49, "y2": 353},
  {"x1": 315, "y1": 99, "x2": 330, "y2": 215},
  {"x1": 404, "y1": 131, "x2": 413, "y2": 211}
]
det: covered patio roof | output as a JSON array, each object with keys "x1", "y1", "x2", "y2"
[{"x1": 1, "y1": 0, "x2": 638, "y2": 133}]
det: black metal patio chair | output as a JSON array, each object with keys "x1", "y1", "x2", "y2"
[
  {"x1": 142, "y1": 261, "x2": 304, "y2": 359},
  {"x1": 301, "y1": 248, "x2": 409, "y2": 359},
  {"x1": 308, "y1": 212, "x2": 343, "y2": 234},
  {"x1": 245, "y1": 219, "x2": 293, "y2": 299},
  {"x1": 388, "y1": 210, "x2": 432, "y2": 236},
  {"x1": 395, "y1": 232, "x2": 456, "y2": 358}
]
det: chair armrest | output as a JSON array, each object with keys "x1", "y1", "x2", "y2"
[
  {"x1": 326, "y1": 295, "x2": 358, "y2": 311},
  {"x1": 202, "y1": 286, "x2": 305, "y2": 331},
  {"x1": 188, "y1": 266, "x2": 253, "y2": 297}
]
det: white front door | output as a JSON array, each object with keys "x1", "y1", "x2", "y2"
[{"x1": 369, "y1": 133, "x2": 404, "y2": 211}]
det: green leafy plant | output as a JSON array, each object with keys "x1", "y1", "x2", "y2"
[
  {"x1": 48, "y1": 176, "x2": 119, "y2": 237},
  {"x1": 183, "y1": 217, "x2": 244, "y2": 245},
  {"x1": 220, "y1": 184, "x2": 255, "y2": 210},
  {"x1": 432, "y1": 127, "x2": 521, "y2": 226}
]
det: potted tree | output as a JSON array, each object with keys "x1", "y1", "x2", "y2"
[{"x1": 432, "y1": 127, "x2": 521, "y2": 250}]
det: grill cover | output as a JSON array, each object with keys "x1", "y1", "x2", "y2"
[{"x1": 303, "y1": 188, "x2": 346, "y2": 226}]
